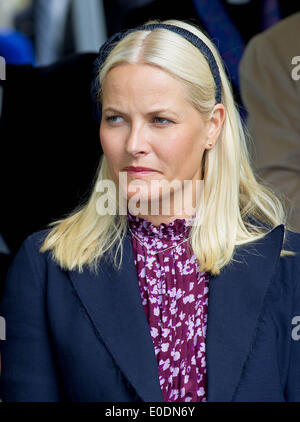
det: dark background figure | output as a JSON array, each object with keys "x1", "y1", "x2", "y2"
[{"x1": 0, "y1": 52, "x2": 101, "y2": 298}]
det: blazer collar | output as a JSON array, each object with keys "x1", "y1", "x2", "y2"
[{"x1": 67, "y1": 224, "x2": 284, "y2": 402}]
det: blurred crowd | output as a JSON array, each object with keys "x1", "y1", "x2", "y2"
[{"x1": 0, "y1": 0, "x2": 107, "y2": 65}]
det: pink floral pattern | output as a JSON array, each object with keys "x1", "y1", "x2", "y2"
[{"x1": 127, "y1": 211, "x2": 209, "y2": 402}]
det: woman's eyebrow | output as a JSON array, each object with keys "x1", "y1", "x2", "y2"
[
  {"x1": 102, "y1": 106, "x2": 180, "y2": 118},
  {"x1": 146, "y1": 108, "x2": 180, "y2": 118},
  {"x1": 102, "y1": 106, "x2": 125, "y2": 114}
]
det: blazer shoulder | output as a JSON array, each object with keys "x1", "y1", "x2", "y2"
[
  {"x1": 18, "y1": 228, "x2": 52, "y2": 260},
  {"x1": 1, "y1": 229, "x2": 53, "y2": 308},
  {"x1": 278, "y1": 228, "x2": 300, "y2": 293},
  {"x1": 10, "y1": 228, "x2": 54, "y2": 277},
  {"x1": 283, "y1": 228, "x2": 300, "y2": 253},
  {"x1": 24, "y1": 227, "x2": 53, "y2": 250}
]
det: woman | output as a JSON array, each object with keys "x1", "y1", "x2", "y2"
[{"x1": 0, "y1": 19, "x2": 300, "y2": 402}]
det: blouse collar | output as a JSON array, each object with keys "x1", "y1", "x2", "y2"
[{"x1": 127, "y1": 209, "x2": 196, "y2": 239}]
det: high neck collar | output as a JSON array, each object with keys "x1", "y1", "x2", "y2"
[{"x1": 127, "y1": 210, "x2": 196, "y2": 238}]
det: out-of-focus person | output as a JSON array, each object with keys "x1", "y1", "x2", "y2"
[{"x1": 239, "y1": 12, "x2": 300, "y2": 232}]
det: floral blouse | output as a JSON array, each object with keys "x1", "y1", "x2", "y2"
[{"x1": 127, "y1": 210, "x2": 210, "y2": 402}]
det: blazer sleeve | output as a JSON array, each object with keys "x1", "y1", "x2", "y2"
[
  {"x1": 285, "y1": 273, "x2": 300, "y2": 400},
  {"x1": 0, "y1": 234, "x2": 64, "y2": 401},
  {"x1": 284, "y1": 232, "x2": 300, "y2": 401}
]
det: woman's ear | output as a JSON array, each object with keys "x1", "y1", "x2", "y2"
[{"x1": 205, "y1": 103, "x2": 226, "y2": 149}]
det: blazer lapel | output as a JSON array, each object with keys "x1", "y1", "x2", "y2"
[
  {"x1": 68, "y1": 223, "x2": 284, "y2": 402},
  {"x1": 205, "y1": 224, "x2": 285, "y2": 401},
  {"x1": 68, "y1": 230, "x2": 164, "y2": 402}
]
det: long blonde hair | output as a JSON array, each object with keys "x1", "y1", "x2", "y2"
[{"x1": 39, "y1": 19, "x2": 294, "y2": 276}]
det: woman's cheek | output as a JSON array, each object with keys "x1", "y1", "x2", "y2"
[{"x1": 100, "y1": 133, "x2": 115, "y2": 157}]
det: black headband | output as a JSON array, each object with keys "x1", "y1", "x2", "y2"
[{"x1": 91, "y1": 23, "x2": 222, "y2": 124}]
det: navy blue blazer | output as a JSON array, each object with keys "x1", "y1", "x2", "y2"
[{"x1": 0, "y1": 224, "x2": 300, "y2": 402}]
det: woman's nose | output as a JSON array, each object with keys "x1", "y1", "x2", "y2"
[{"x1": 125, "y1": 123, "x2": 150, "y2": 155}]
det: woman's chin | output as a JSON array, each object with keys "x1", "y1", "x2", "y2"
[{"x1": 128, "y1": 196, "x2": 181, "y2": 217}]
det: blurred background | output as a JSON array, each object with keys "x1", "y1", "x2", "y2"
[
  {"x1": 0, "y1": 0, "x2": 300, "y2": 296},
  {"x1": 1, "y1": 0, "x2": 299, "y2": 67}
]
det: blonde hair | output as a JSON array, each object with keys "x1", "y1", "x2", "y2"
[{"x1": 39, "y1": 19, "x2": 295, "y2": 276}]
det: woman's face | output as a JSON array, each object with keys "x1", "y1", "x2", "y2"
[{"x1": 100, "y1": 63, "x2": 224, "y2": 215}]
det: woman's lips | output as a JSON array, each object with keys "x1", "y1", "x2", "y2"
[
  {"x1": 126, "y1": 169, "x2": 157, "y2": 177},
  {"x1": 124, "y1": 167, "x2": 157, "y2": 177}
]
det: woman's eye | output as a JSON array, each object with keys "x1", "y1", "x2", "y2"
[
  {"x1": 105, "y1": 115, "x2": 123, "y2": 123},
  {"x1": 153, "y1": 117, "x2": 173, "y2": 125}
]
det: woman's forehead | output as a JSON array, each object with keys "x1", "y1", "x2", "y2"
[{"x1": 102, "y1": 63, "x2": 189, "y2": 106}]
